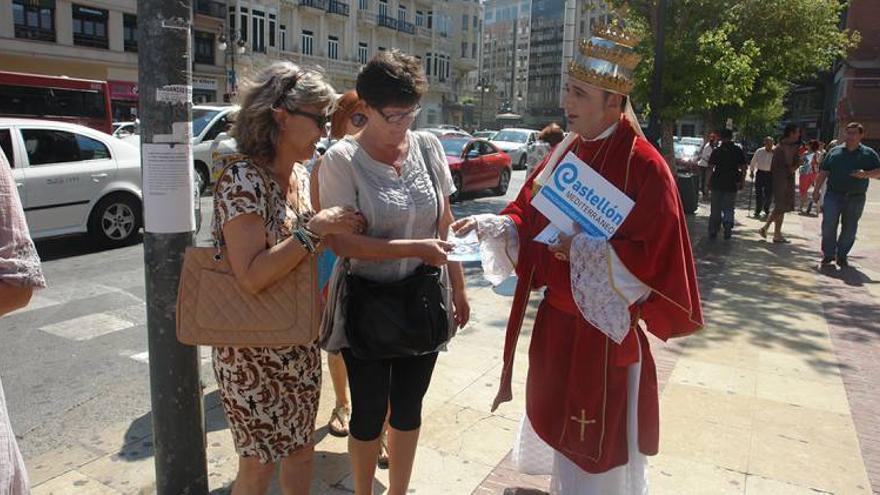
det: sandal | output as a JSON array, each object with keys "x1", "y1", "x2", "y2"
[
  {"x1": 328, "y1": 405, "x2": 351, "y2": 437},
  {"x1": 378, "y1": 431, "x2": 390, "y2": 469},
  {"x1": 758, "y1": 227, "x2": 768, "y2": 239}
]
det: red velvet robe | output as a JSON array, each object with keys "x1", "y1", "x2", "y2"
[{"x1": 493, "y1": 115, "x2": 703, "y2": 474}]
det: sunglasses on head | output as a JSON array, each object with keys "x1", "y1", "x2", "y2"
[{"x1": 273, "y1": 72, "x2": 329, "y2": 131}]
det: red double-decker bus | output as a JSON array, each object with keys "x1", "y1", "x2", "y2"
[{"x1": 0, "y1": 71, "x2": 113, "y2": 134}]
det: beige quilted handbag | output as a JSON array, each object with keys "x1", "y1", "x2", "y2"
[
  {"x1": 176, "y1": 247, "x2": 319, "y2": 346},
  {"x1": 176, "y1": 160, "x2": 319, "y2": 347}
]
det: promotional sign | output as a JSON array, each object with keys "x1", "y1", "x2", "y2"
[{"x1": 532, "y1": 152, "x2": 634, "y2": 239}]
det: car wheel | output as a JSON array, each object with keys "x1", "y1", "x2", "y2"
[
  {"x1": 517, "y1": 154, "x2": 527, "y2": 170},
  {"x1": 451, "y1": 172, "x2": 463, "y2": 203},
  {"x1": 88, "y1": 193, "x2": 142, "y2": 248},
  {"x1": 493, "y1": 169, "x2": 511, "y2": 196},
  {"x1": 194, "y1": 162, "x2": 210, "y2": 195}
]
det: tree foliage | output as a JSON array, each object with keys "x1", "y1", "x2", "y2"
[{"x1": 609, "y1": 0, "x2": 860, "y2": 139}]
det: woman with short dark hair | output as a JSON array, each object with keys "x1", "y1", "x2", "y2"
[{"x1": 319, "y1": 50, "x2": 470, "y2": 495}]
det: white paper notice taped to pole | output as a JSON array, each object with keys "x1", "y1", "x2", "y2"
[{"x1": 143, "y1": 143, "x2": 195, "y2": 233}]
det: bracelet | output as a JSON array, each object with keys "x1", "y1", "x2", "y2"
[
  {"x1": 293, "y1": 227, "x2": 317, "y2": 254},
  {"x1": 302, "y1": 226, "x2": 322, "y2": 244}
]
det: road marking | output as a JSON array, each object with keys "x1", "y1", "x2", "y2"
[
  {"x1": 8, "y1": 293, "x2": 59, "y2": 315},
  {"x1": 127, "y1": 347, "x2": 213, "y2": 365},
  {"x1": 40, "y1": 312, "x2": 137, "y2": 341}
]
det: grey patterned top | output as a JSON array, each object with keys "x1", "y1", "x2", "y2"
[{"x1": 318, "y1": 130, "x2": 455, "y2": 283}]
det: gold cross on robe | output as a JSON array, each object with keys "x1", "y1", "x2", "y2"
[{"x1": 570, "y1": 409, "x2": 596, "y2": 442}]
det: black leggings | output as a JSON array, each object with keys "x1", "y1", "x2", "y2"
[{"x1": 341, "y1": 349, "x2": 438, "y2": 441}]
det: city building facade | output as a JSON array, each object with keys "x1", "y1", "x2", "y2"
[
  {"x1": 826, "y1": 0, "x2": 879, "y2": 149},
  {"x1": 1, "y1": 0, "x2": 226, "y2": 121},
  {"x1": 479, "y1": 0, "x2": 530, "y2": 127},
  {"x1": 524, "y1": 0, "x2": 563, "y2": 128},
  {"x1": 1, "y1": 0, "x2": 477, "y2": 127}
]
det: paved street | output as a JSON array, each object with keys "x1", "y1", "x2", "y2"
[
  {"x1": 1, "y1": 168, "x2": 529, "y2": 492},
  {"x1": 7, "y1": 169, "x2": 880, "y2": 494}
]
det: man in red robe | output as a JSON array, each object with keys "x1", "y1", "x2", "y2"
[{"x1": 452, "y1": 23, "x2": 702, "y2": 493}]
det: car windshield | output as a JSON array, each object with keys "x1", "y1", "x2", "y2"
[
  {"x1": 440, "y1": 138, "x2": 470, "y2": 156},
  {"x1": 193, "y1": 109, "x2": 221, "y2": 137},
  {"x1": 492, "y1": 130, "x2": 529, "y2": 143}
]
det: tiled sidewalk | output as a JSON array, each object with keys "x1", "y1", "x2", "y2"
[
  {"x1": 477, "y1": 188, "x2": 880, "y2": 495},
  {"x1": 29, "y1": 187, "x2": 880, "y2": 494}
]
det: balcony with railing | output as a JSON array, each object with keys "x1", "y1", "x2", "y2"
[
  {"x1": 358, "y1": 10, "x2": 376, "y2": 24},
  {"x1": 327, "y1": 0, "x2": 350, "y2": 16},
  {"x1": 299, "y1": 0, "x2": 328, "y2": 11},
  {"x1": 377, "y1": 14, "x2": 398, "y2": 30},
  {"x1": 415, "y1": 26, "x2": 431, "y2": 40},
  {"x1": 194, "y1": 0, "x2": 225, "y2": 18},
  {"x1": 398, "y1": 20, "x2": 415, "y2": 35}
]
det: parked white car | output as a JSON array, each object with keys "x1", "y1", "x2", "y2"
[
  {"x1": 491, "y1": 128, "x2": 539, "y2": 170},
  {"x1": 0, "y1": 118, "x2": 202, "y2": 246},
  {"x1": 192, "y1": 104, "x2": 238, "y2": 192},
  {"x1": 112, "y1": 121, "x2": 138, "y2": 139},
  {"x1": 0, "y1": 118, "x2": 143, "y2": 246}
]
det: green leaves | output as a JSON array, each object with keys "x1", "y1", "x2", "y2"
[{"x1": 608, "y1": 0, "x2": 859, "y2": 137}]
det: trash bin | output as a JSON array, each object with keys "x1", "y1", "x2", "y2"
[{"x1": 677, "y1": 172, "x2": 698, "y2": 215}]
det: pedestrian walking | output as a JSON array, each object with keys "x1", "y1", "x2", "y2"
[
  {"x1": 698, "y1": 132, "x2": 719, "y2": 199},
  {"x1": 318, "y1": 50, "x2": 470, "y2": 495},
  {"x1": 707, "y1": 129, "x2": 748, "y2": 239},
  {"x1": 210, "y1": 62, "x2": 364, "y2": 495},
  {"x1": 308, "y1": 90, "x2": 367, "y2": 444},
  {"x1": 525, "y1": 123, "x2": 564, "y2": 177},
  {"x1": 452, "y1": 23, "x2": 702, "y2": 493},
  {"x1": 1, "y1": 149, "x2": 47, "y2": 495},
  {"x1": 759, "y1": 124, "x2": 801, "y2": 243},
  {"x1": 749, "y1": 136, "x2": 775, "y2": 217},
  {"x1": 798, "y1": 140, "x2": 821, "y2": 213},
  {"x1": 812, "y1": 122, "x2": 880, "y2": 267}
]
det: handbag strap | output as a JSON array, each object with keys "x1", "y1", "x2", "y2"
[{"x1": 416, "y1": 133, "x2": 443, "y2": 239}]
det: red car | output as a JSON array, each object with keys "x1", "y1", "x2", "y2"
[{"x1": 440, "y1": 137, "x2": 512, "y2": 202}]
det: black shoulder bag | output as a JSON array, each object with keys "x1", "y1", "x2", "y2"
[{"x1": 343, "y1": 137, "x2": 450, "y2": 360}]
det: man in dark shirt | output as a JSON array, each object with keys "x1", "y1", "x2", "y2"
[
  {"x1": 812, "y1": 122, "x2": 880, "y2": 267},
  {"x1": 707, "y1": 128, "x2": 748, "y2": 239}
]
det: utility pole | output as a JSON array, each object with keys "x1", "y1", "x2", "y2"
[
  {"x1": 139, "y1": 0, "x2": 208, "y2": 492},
  {"x1": 646, "y1": 0, "x2": 666, "y2": 149}
]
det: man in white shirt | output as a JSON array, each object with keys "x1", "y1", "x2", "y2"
[
  {"x1": 749, "y1": 136, "x2": 775, "y2": 217},
  {"x1": 698, "y1": 132, "x2": 718, "y2": 198}
]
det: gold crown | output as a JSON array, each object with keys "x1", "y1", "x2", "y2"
[
  {"x1": 591, "y1": 23, "x2": 641, "y2": 48},
  {"x1": 567, "y1": 60, "x2": 634, "y2": 94},
  {"x1": 579, "y1": 39, "x2": 642, "y2": 70}
]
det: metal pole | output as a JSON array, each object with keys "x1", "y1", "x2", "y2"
[
  {"x1": 138, "y1": 0, "x2": 208, "y2": 492},
  {"x1": 646, "y1": 0, "x2": 666, "y2": 148}
]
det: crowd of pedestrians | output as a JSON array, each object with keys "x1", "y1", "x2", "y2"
[{"x1": 699, "y1": 121, "x2": 879, "y2": 269}]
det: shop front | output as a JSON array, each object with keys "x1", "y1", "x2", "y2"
[{"x1": 193, "y1": 77, "x2": 218, "y2": 104}]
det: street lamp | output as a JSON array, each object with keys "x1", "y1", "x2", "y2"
[
  {"x1": 218, "y1": 29, "x2": 246, "y2": 99},
  {"x1": 476, "y1": 78, "x2": 493, "y2": 130}
]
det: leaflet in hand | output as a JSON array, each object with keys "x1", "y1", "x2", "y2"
[
  {"x1": 531, "y1": 151, "x2": 634, "y2": 239},
  {"x1": 447, "y1": 229, "x2": 481, "y2": 262}
]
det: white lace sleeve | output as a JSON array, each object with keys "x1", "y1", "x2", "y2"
[
  {"x1": 570, "y1": 233, "x2": 649, "y2": 343},
  {"x1": 474, "y1": 214, "x2": 519, "y2": 286}
]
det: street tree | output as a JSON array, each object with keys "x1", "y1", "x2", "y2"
[{"x1": 610, "y1": 0, "x2": 859, "y2": 159}]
